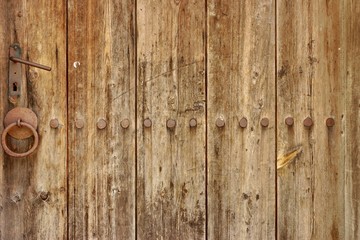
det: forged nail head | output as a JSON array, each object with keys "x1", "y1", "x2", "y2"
[
  {"x1": 260, "y1": 118, "x2": 269, "y2": 127},
  {"x1": 189, "y1": 118, "x2": 197, "y2": 127},
  {"x1": 167, "y1": 119, "x2": 176, "y2": 129},
  {"x1": 285, "y1": 117, "x2": 294, "y2": 126},
  {"x1": 144, "y1": 118, "x2": 152, "y2": 128},
  {"x1": 239, "y1": 117, "x2": 248, "y2": 128},
  {"x1": 121, "y1": 119, "x2": 130, "y2": 129},
  {"x1": 303, "y1": 117, "x2": 313, "y2": 127},
  {"x1": 75, "y1": 119, "x2": 84, "y2": 129},
  {"x1": 50, "y1": 118, "x2": 59, "y2": 129},
  {"x1": 97, "y1": 119, "x2": 107, "y2": 130},
  {"x1": 326, "y1": 118, "x2": 335, "y2": 127},
  {"x1": 216, "y1": 118, "x2": 225, "y2": 128}
]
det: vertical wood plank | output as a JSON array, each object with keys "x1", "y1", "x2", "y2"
[
  {"x1": 0, "y1": 1, "x2": 67, "y2": 239},
  {"x1": 207, "y1": 1, "x2": 276, "y2": 239},
  {"x1": 68, "y1": 0, "x2": 136, "y2": 239},
  {"x1": 136, "y1": 0, "x2": 206, "y2": 239},
  {"x1": 277, "y1": 1, "x2": 345, "y2": 239},
  {"x1": 344, "y1": 0, "x2": 360, "y2": 239}
]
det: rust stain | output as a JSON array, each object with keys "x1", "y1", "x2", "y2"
[{"x1": 277, "y1": 147, "x2": 302, "y2": 170}]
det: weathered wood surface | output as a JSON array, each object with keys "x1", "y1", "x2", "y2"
[
  {"x1": 0, "y1": 1, "x2": 67, "y2": 239},
  {"x1": 344, "y1": 0, "x2": 360, "y2": 239},
  {"x1": 68, "y1": 0, "x2": 136, "y2": 239},
  {"x1": 136, "y1": 0, "x2": 206, "y2": 239},
  {"x1": 207, "y1": 1, "x2": 276, "y2": 239},
  {"x1": 277, "y1": 0, "x2": 346, "y2": 239}
]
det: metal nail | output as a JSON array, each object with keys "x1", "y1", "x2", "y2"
[
  {"x1": 303, "y1": 117, "x2": 313, "y2": 127},
  {"x1": 189, "y1": 118, "x2": 197, "y2": 127},
  {"x1": 285, "y1": 117, "x2": 294, "y2": 126},
  {"x1": 216, "y1": 118, "x2": 225, "y2": 128},
  {"x1": 50, "y1": 118, "x2": 59, "y2": 129},
  {"x1": 75, "y1": 119, "x2": 84, "y2": 129},
  {"x1": 144, "y1": 118, "x2": 152, "y2": 128},
  {"x1": 260, "y1": 118, "x2": 269, "y2": 127},
  {"x1": 97, "y1": 119, "x2": 107, "y2": 130},
  {"x1": 239, "y1": 117, "x2": 247, "y2": 128},
  {"x1": 326, "y1": 118, "x2": 335, "y2": 127},
  {"x1": 166, "y1": 119, "x2": 176, "y2": 129},
  {"x1": 121, "y1": 118, "x2": 130, "y2": 129}
]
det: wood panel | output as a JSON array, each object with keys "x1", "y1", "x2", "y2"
[
  {"x1": 344, "y1": 0, "x2": 360, "y2": 239},
  {"x1": 67, "y1": 0, "x2": 136, "y2": 239},
  {"x1": 277, "y1": 1, "x2": 345, "y2": 239},
  {"x1": 0, "y1": 1, "x2": 67, "y2": 239},
  {"x1": 136, "y1": 0, "x2": 206, "y2": 239},
  {"x1": 207, "y1": 1, "x2": 276, "y2": 239}
]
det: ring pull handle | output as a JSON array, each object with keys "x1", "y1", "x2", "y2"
[{"x1": 1, "y1": 120, "x2": 39, "y2": 158}]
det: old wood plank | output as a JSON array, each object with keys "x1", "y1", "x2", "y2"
[
  {"x1": 0, "y1": 1, "x2": 67, "y2": 239},
  {"x1": 67, "y1": 0, "x2": 136, "y2": 239},
  {"x1": 344, "y1": 0, "x2": 360, "y2": 239},
  {"x1": 136, "y1": 0, "x2": 206, "y2": 239},
  {"x1": 207, "y1": 1, "x2": 276, "y2": 239},
  {"x1": 277, "y1": 0, "x2": 345, "y2": 239}
]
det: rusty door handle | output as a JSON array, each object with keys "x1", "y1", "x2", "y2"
[
  {"x1": 9, "y1": 56, "x2": 51, "y2": 71},
  {"x1": 2, "y1": 120, "x2": 39, "y2": 158}
]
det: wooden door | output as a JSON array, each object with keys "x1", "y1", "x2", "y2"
[{"x1": 1, "y1": 1, "x2": 359, "y2": 240}]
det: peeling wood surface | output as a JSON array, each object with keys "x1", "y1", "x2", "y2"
[
  {"x1": 344, "y1": 0, "x2": 360, "y2": 239},
  {"x1": 0, "y1": 1, "x2": 67, "y2": 239},
  {"x1": 136, "y1": 0, "x2": 206, "y2": 239},
  {"x1": 207, "y1": 1, "x2": 276, "y2": 239},
  {"x1": 67, "y1": 0, "x2": 136, "y2": 239},
  {"x1": 277, "y1": 0, "x2": 346, "y2": 239}
]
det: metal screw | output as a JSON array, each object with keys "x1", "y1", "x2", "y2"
[
  {"x1": 121, "y1": 118, "x2": 130, "y2": 129},
  {"x1": 75, "y1": 119, "x2": 84, "y2": 129},
  {"x1": 189, "y1": 118, "x2": 197, "y2": 127},
  {"x1": 216, "y1": 118, "x2": 225, "y2": 128},
  {"x1": 50, "y1": 118, "x2": 59, "y2": 129},
  {"x1": 97, "y1": 119, "x2": 107, "y2": 130},
  {"x1": 166, "y1": 119, "x2": 176, "y2": 129},
  {"x1": 326, "y1": 118, "x2": 335, "y2": 127},
  {"x1": 239, "y1": 117, "x2": 248, "y2": 128},
  {"x1": 285, "y1": 117, "x2": 294, "y2": 126},
  {"x1": 144, "y1": 118, "x2": 152, "y2": 128},
  {"x1": 260, "y1": 118, "x2": 269, "y2": 127},
  {"x1": 303, "y1": 117, "x2": 313, "y2": 127}
]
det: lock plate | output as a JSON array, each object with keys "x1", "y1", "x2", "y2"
[
  {"x1": 9, "y1": 44, "x2": 22, "y2": 97},
  {"x1": 4, "y1": 108, "x2": 38, "y2": 140}
]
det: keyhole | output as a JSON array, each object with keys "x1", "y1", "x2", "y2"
[{"x1": 13, "y1": 82, "x2": 18, "y2": 92}]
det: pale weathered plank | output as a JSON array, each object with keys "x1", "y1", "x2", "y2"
[
  {"x1": 344, "y1": 0, "x2": 360, "y2": 239},
  {"x1": 0, "y1": 1, "x2": 67, "y2": 239},
  {"x1": 68, "y1": 0, "x2": 136, "y2": 239},
  {"x1": 277, "y1": 0, "x2": 345, "y2": 239},
  {"x1": 136, "y1": 0, "x2": 206, "y2": 239},
  {"x1": 207, "y1": 1, "x2": 276, "y2": 239}
]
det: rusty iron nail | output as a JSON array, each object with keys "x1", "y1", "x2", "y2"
[
  {"x1": 97, "y1": 119, "x2": 107, "y2": 130},
  {"x1": 189, "y1": 118, "x2": 197, "y2": 127},
  {"x1": 144, "y1": 118, "x2": 152, "y2": 128},
  {"x1": 303, "y1": 117, "x2": 313, "y2": 127},
  {"x1": 50, "y1": 118, "x2": 59, "y2": 129},
  {"x1": 166, "y1": 119, "x2": 176, "y2": 129},
  {"x1": 285, "y1": 117, "x2": 294, "y2": 126},
  {"x1": 239, "y1": 117, "x2": 248, "y2": 128},
  {"x1": 216, "y1": 118, "x2": 225, "y2": 128},
  {"x1": 260, "y1": 118, "x2": 269, "y2": 127},
  {"x1": 326, "y1": 117, "x2": 335, "y2": 127},
  {"x1": 121, "y1": 118, "x2": 130, "y2": 129},
  {"x1": 75, "y1": 119, "x2": 84, "y2": 129}
]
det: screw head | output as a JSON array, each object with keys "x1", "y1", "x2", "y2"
[
  {"x1": 143, "y1": 118, "x2": 152, "y2": 128},
  {"x1": 285, "y1": 117, "x2": 294, "y2": 126},
  {"x1": 189, "y1": 118, "x2": 197, "y2": 127},
  {"x1": 303, "y1": 117, "x2": 313, "y2": 127},
  {"x1": 121, "y1": 118, "x2": 130, "y2": 129},
  {"x1": 326, "y1": 118, "x2": 335, "y2": 127},
  {"x1": 166, "y1": 119, "x2": 176, "y2": 129},
  {"x1": 97, "y1": 119, "x2": 107, "y2": 130},
  {"x1": 50, "y1": 118, "x2": 59, "y2": 129},
  {"x1": 239, "y1": 117, "x2": 248, "y2": 128},
  {"x1": 260, "y1": 118, "x2": 269, "y2": 127},
  {"x1": 75, "y1": 119, "x2": 84, "y2": 129}
]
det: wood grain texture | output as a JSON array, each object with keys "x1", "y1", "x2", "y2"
[
  {"x1": 207, "y1": 1, "x2": 276, "y2": 239},
  {"x1": 0, "y1": 1, "x2": 67, "y2": 239},
  {"x1": 277, "y1": 1, "x2": 345, "y2": 239},
  {"x1": 344, "y1": 0, "x2": 360, "y2": 239},
  {"x1": 67, "y1": 0, "x2": 136, "y2": 239},
  {"x1": 136, "y1": 0, "x2": 206, "y2": 239}
]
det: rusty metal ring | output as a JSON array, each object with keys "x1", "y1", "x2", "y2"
[{"x1": 1, "y1": 121, "x2": 39, "y2": 158}]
